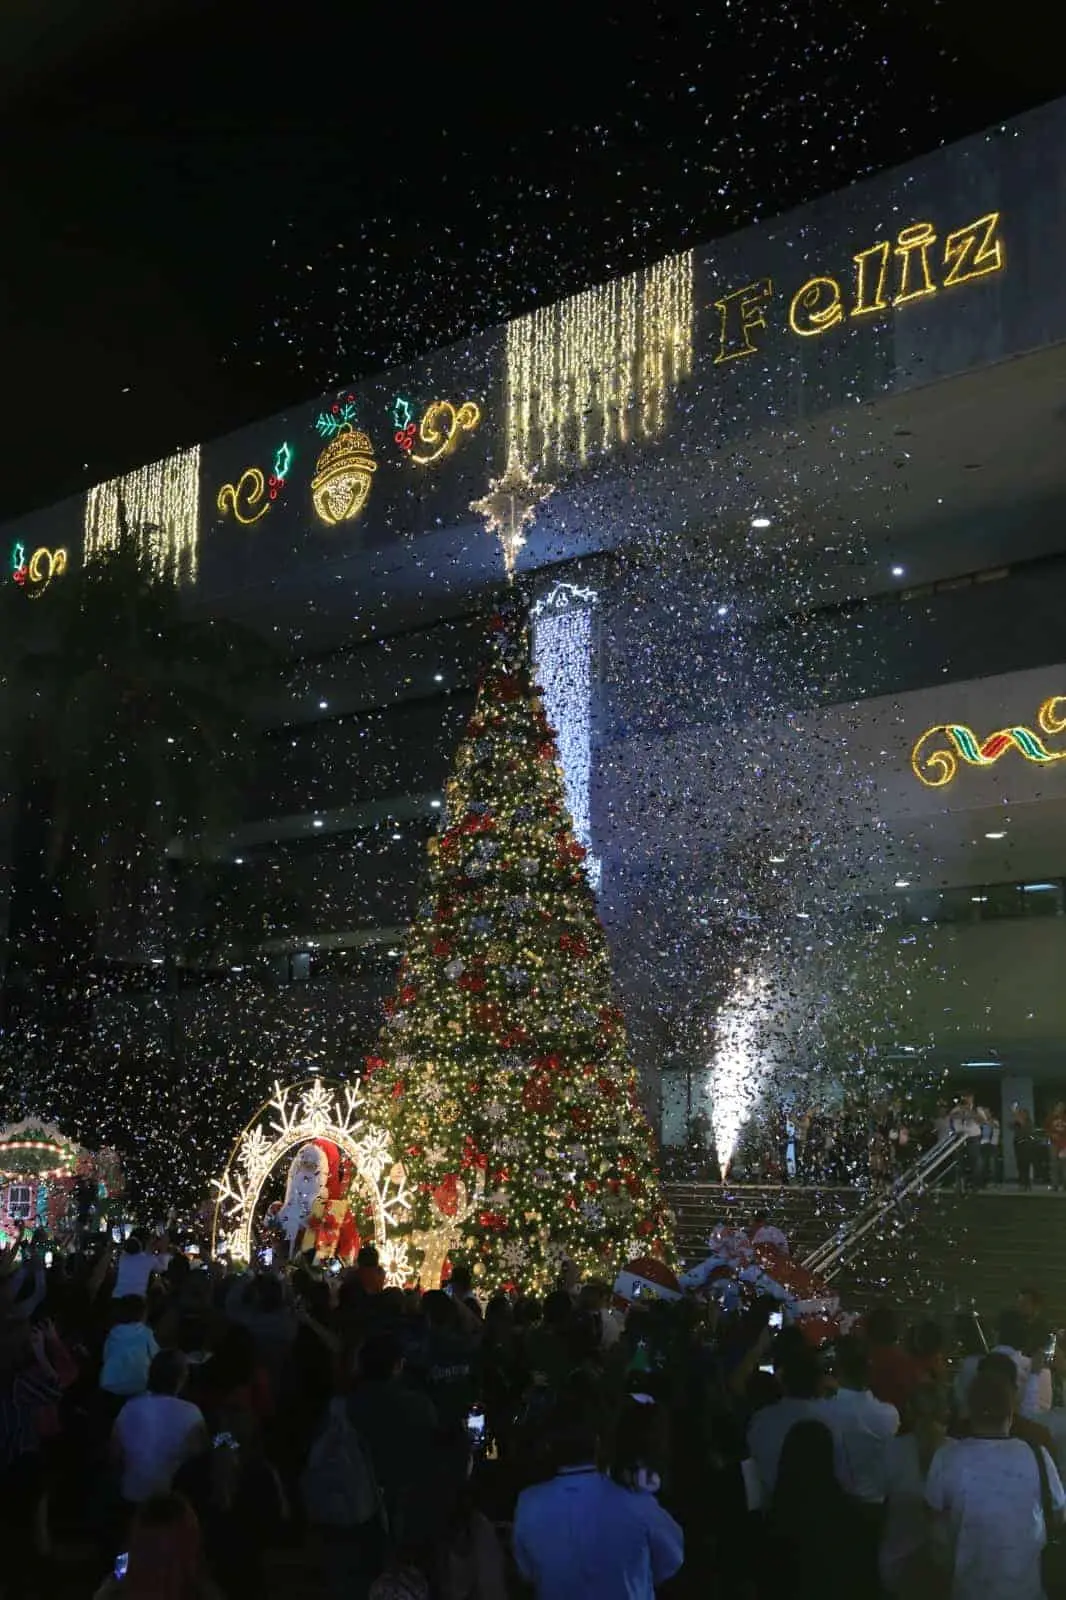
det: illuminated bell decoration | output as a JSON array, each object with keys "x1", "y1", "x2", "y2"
[{"x1": 311, "y1": 426, "x2": 377, "y2": 525}]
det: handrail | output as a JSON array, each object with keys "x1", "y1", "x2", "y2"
[{"x1": 802, "y1": 1130, "x2": 970, "y2": 1281}]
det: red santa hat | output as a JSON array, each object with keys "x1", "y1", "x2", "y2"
[{"x1": 613, "y1": 1256, "x2": 682, "y2": 1307}]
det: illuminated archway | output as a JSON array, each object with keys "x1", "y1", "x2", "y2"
[{"x1": 211, "y1": 1078, "x2": 412, "y2": 1283}]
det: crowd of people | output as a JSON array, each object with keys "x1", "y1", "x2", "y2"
[{"x1": 2, "y1": 1222, "x2": 1066, "y2": 1600}]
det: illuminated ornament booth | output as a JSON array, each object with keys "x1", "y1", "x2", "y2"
[
  {"x1": 211, "y1": 1079, "x2": 413, "y2": 1283},
  {"x1": 0, "y1": 1122, "x2": 124, "y2": 1242},
  {"x1": 310, "y1": 426, "x2": 377, "y2": 525}
]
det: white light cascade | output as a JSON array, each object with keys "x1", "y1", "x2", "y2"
[
  {"x1": 708, "y1": 965, "x2": 774, "y2": 1173},
  {"x1": 84, "y1": 445, "x2": 201, "y2": 585},
  {"x1": 531, "y1": 583, "x2": 600, "y2": 889}
]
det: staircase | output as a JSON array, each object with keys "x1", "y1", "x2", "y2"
[{"x1": 664, "y1": 1182, "x2": 1066, "y2": 1327}]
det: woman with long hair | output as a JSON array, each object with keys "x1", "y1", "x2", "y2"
[
  {"x1": 93, "y1": 1492, "x2": 222, "y2": 1600},
  {"x1": 765, "y1": 1419, "x2": 860, "y2": 1600}
]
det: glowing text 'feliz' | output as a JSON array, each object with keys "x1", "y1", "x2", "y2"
[{"x1": 714, "y1": 211, "x2": 1005, "y2": 363}]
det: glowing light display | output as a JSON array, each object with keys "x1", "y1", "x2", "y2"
[
  {"x1": 391, "y1": 396, "x2": 415, "y2": 430},
  {"x1": 470, "y1": 450, "x2": 554, "y2": 579},
  {"x1": 211, "y1": 1077, "x2": 412, "y2": 1277},
  {"x1": 911, "y1": 696, "x2": 1066, "y2": 787},
  {"x1": 410, "y1": 400, "x2": 481, "y2": 465},
  {"x1": 217, "y1": 443, "x2": 293, "y2": 525},
  {"x1": 708, "y1": 966, "x2": 774, "y2": 1173},
  {"x1": 715, "y1": 210, "x2": 1005, "y2": 360},
  {"x1": 531, "y1": 583, "x2": 600, "y2": 888},
  {"x1": 311, "y1": 426, "x2": 377, "y2": 525},
  {"x1": 217, "y1": 469, "x2": 270, "y2": 525},
  {"x1": 24, "y1": 546, "x2": 68, "y2": 599},
  {"x1": 84, "y1": 445, "x2": 201, "y2": 586},
  {"x1": 315, "y1": 396, "x2": 359, "y2": 439},
  {"x1": 506, "y1": 250, "x2": 693, "y2": 469}
]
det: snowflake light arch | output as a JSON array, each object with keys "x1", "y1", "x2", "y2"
[{"x1": 211, "y1": 1078, "x2": 413, "y2": 1283}]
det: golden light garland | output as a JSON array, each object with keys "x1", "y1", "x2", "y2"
[
  {"x1": 217, "y1": 468, "x2": 270, "y2": 525},
  {"x1": 505, "y1": 249, "x2": 693, "y2": 470},
  {"x1": 22, "y1": 546, "x2": 68, "y2": 600},
  {"x1": 410, "y1": 400, "x2": 481, "y2": 465},
  {"x1": 470, "y1": 450, "x2": 555, "y2": 579},
  {"x1": 84, "y1": 445, "x2": 201, "y2": 586}
]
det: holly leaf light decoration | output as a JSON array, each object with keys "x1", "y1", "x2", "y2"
[
  {"x1": 470, "y1": 449, "x2": 555, "y2": 580},
  {"x1": 365, "y1": 611, "x2": 673, "y2": 1293}
]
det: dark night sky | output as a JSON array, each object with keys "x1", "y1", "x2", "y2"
[{"x1": 0, "y1": 0, "x2": 1062, "y2": 520}]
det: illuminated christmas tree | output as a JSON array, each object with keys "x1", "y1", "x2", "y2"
[{"x1": 365, "y1": 612, "x2": 673, "y2": 1292}]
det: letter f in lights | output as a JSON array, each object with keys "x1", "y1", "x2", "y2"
[{"x1": 714, "y1": 279, "x2": 774, "y2": 363}]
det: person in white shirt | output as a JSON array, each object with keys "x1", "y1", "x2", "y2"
[
  {"x1": 926, "y1": 1366, "x2": 1065, "y2": 1600},
  {"x1": 879, "y1": 1382, "x2": 948, "y2": 1596},
  {"x1": 948, "y1": 1095, "x2": 985, "y2": 1190},
  {"x1": 821, "y1": 1335, "x2": 899, "y2": 1590},
  {"x1": 112, "y1": 1235, "x2": 172, "y2": 1299},
  {"x1": 111, "y1": 1348, "x2": 207, "y2": 1504},
  {"x1": 747, "y1": 1346, "x2": 824, "y2": 1500}
]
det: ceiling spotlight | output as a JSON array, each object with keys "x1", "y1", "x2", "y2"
[
  {"x1": 434, "y1": 673, "x2": 444, "y2": 682},
  {"x1": 391, "y1": 832, "x2": 402, "y2": 841},
  {"x1": 716, "y1": 605, "x2": 728, "y2": 617},
  {"x1": 430, "y1": 799, "x2": 442, "y2": 809},
  {"x1": 985, "y1": 831, "x2": 1006, "y2": 840},
  {"x1": 312, "y1": 818, "x2": 324, "y2": 829},
  {"x1": 387, "y1": 948, "x2": 400, "y2": 958},
  {"x1": 234, "y1": 856, "x2": 244, "y2": 865},
  {"x1": 769, "y1": 855, "x2": 787, "y2": 865},
  {"x1": 751, "y1": 515, "x2": 771, "y2": 529},
  {"x1": 891, "y1": 565, "x2": 905, "y2": 578},
  {"x1": 894, "y1": 878, "x2": 911, "y2": 889},
  {"x1": 319, "y1": 700, "x2": 329, "y2": 710}
]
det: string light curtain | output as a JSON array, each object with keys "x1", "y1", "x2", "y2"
[
  {"x1": 84, "y1": 445, "x2": 202, "y2": 586},
  {"x1": 506, "y1": 251, "x2": 693, "y2": 471}
]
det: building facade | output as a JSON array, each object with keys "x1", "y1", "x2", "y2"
[{"x1": 3, "y1": 98, "x2": 1066, "y2": 1175}]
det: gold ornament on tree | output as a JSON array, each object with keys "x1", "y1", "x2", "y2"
[{"x1": 470, "y1": 449, "x2": 555, "y2": 580}]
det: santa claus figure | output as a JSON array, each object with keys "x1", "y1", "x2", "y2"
[
  {"x1": 300, "y1": 1140, "x2": 361, "y2": 1265},
  {"x1": 276, "y1": 1142, "x2": 329, "y2": 1256}
]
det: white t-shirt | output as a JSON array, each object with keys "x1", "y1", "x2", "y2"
[
  {"x1": 820, "y1": 1386, "x2": 899, "y2": 1502},
  {"x1": 880, "y1": 1432, "x2": 941, "y2": 1594},
  {"x1": 925, "y1": 1435, "x2": 1066, "y2": 1600},
  {"x1": 113, "y1": 1250, "x2": 171, "y2": 1299},
  {"x1": 114, "y1": 1392, "x2": 205, "y2": 1502}
]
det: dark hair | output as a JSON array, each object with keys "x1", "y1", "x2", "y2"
[
  {"x1": 779, "y1": 1347, "x2": 821, "y2": 1400},
  {"x1": 449, "y1": 1263, "x2": 473, "y2": 1295},
  {"x1": 969, "y1": 1367, "x2": 1014, "y2": 1428},
  {"x1": 357, "y1": 1244, "x2": 380, "y2": 1269},
  {"x1": 865, "y1": 1306, "x2": 899, "y2": 1347},
  {"x1": 359, "y1": 1330, "x2": 402, "y2": 1382},
  {"x1": 978, "y1": 1351, "x2": 1020, "y2": 1390},
  {"x1": 148, "y1": 1348, "x2": 188, "y2": 1397},
  {"x1": 834, "y1": 1335, "x2": 871, "y2": 1390},
  {"x1": 543, "y1": 1290, "x2": 573, "y2": 1329},
  {"x1": 113, "y1": 1294, "x2": 146, "y2": 1325},
  {"x1": 752, "y1": 1211, "x2": 769, "y2": 1226},
  {"x1": 997, "y1": 1308, "x2": 1031, "y2": 1352},
  {"x1": 422, "y1": 1289, "x2": 455, "y2": 1330},
  {"x1": 545, "y1": 1399, "x2": 599, "y2": 1471},
  {"x1": 610, "y1": 1394, "x2": 665, "y2": 1489},
  {"x1": 908, "y1": 1319, "x2": 945, "y2": 1359},
  {"x1": 1019, "y1": 1287, "x2": 1044, "y2": 1309},
  {"x1": 256, "y1": 1274, "x2": 284, "y2": 1314},
  {"x1": 771, "y1": 1420, "x2": 842, "y2": 1533},
  {"x1": 124, "y1": 1236, "x2": 144, "y2": 1256}
]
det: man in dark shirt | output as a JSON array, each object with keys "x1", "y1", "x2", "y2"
[{"x1": 347, "y1": 1330, "x2": 442, "y2": 1542}]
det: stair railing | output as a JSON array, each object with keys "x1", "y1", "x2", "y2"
[{"x1": 802, "y1": 1130, "x2": 971, "y2": 1282}]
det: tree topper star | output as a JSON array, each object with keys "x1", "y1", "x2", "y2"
[{"x1": 470, "y1": 450, "x2": 555, "y2": 580}]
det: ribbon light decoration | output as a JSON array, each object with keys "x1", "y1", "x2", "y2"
[
  {"x1": 217, "y1": 443, "x2": 293, "y2": 526},
  {"x1": 395, "y1": 399, "x2": 481, "y2": 464},
  {"x1": 911, "y1": 696, "x2": 1066, "y2": 787}
]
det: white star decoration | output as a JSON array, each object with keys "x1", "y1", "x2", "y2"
[{"x1": 470, "y1": 449, "x2": 555, "y2": 579}]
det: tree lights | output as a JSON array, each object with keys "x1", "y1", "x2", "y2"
[{"x1": 364, "y1": 614, "x2": 673, "y2": 1293}]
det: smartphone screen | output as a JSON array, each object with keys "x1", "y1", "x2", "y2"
[
  {"x1": 114, "y1": 1552, "x2": 129, "y2": 1580},
  {"x1": 768, "y1": 1309, "x2": 783, "y2": 1330},
  {"x1": 466, "y1": 1408, "x2": 486, "y2": 1450}
]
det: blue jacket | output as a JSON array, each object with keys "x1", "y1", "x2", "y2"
[{"x1": 513, "y1": 1467, "x2": 684, "y2": 1600}]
